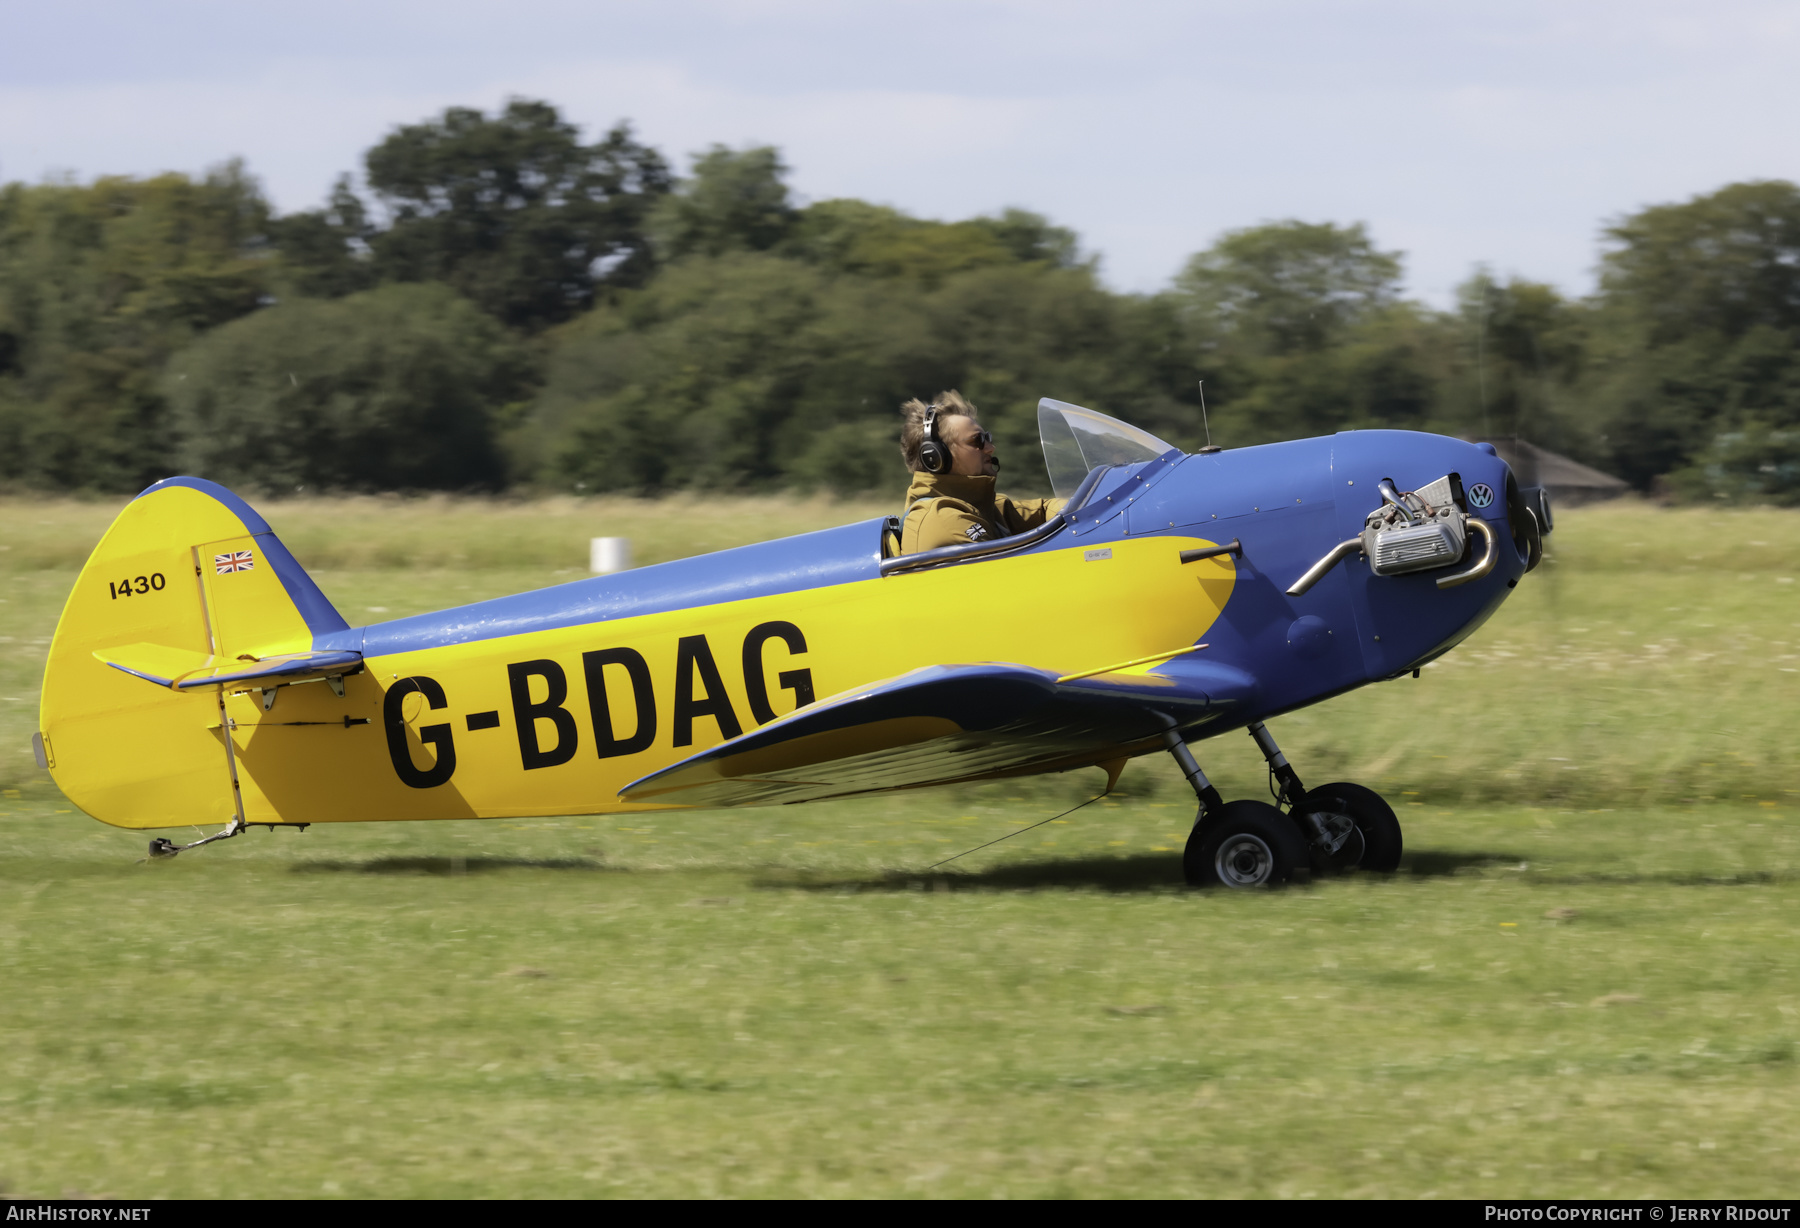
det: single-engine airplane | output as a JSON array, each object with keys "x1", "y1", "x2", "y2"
[{"x1": 35, "y1": 400, "x2": 1547, "y2": 886}]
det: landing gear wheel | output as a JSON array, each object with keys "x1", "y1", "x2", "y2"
[
  {"x1": 1291, "y1": 782, "x2": 1402, "y2": 872},
  {"x1": 1185, "y1": 800, "x2": 1310, "y2": 888}
]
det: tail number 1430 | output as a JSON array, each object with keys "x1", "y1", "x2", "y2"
[{"x1": 108, "y1": 573, "x2": 166, "y2": 599}]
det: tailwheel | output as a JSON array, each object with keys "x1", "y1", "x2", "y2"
[
  {"x1": 1184, "y1": 800, "x2": 1310, "y2": 888},
  {"x1": 137, "y1": 818, "x2": 247, "y2": 863},
  {"x1": 1291, "y1": 782, "x2": 1402, "y2": 872}
]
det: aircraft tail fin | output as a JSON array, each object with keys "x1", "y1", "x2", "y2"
[{"x1": 38, "y1": 478, "x2": 350, "y2": 829}]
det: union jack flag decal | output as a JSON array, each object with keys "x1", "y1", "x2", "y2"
[{"x1": 214, "y1": 550, "x2": 255, "y2": 575}]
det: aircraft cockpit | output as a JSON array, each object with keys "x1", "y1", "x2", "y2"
[
  {"x1": 880, "y1": 399, "x2": 1184, "y2": 571},
  {"x1": 1036, "y1": 398, "x2": 1182, "y2": 500}
]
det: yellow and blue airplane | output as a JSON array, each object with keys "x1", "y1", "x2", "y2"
[{"x1": 35, "y1": 401, "x2": 1545, "y2": 886}]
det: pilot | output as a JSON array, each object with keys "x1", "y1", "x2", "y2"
[{"x1": 897, "y1": 391, "x2": 1063, "y2": 553}]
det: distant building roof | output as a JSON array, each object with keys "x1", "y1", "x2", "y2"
[{"x1": 1467, "y1": 436, "x2": 1630, "y2": 507}]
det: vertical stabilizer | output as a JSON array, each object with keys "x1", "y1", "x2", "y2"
[{"x1": 39, "y1": 478, "x2": 348, "y2": 829}]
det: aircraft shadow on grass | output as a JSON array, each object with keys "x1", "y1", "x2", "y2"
[
  {"x1": 763, "y1": 849, "x2": 1533, "y2": 894},
  {"x1": 290, "y1": 856, "x2": 610, "y2": 876},
  {"x1": 279, "y1": 850, "x2": 1789, "y2": 889}
]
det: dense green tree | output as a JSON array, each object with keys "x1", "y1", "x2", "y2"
[
  {"x1": 782, "y1": 201, "x2": 1081, "y2": 287},
  {"x1": 165, "y1": 283, "x2": 527, "y2": 491},
  {"x1": 1189, "y1": 302, "x2": 1453, "y2": 448},
  {"x1": 0, "y1": 164, "x2": 271, "y2": 490},
  {"x1": 910, "y1": 262, "x2": 1192, "y2": 470},
  {"x1": 1450, "y1": 270, "x2": 1587, "y2": 452},
  {"x1": 278, "y1": 100, "x2": 671, "y2": 331},
  {"x1": 1169, "y1": 220, "x2": 1443, "y2": 446},
  {"x1": 649, "y1": 145, "x2": 797, "y2": 261},
  {"x1": 15, "y1": 98, "x2": 1800, "y2": 504},
  {"x1": 1669, "y1": 421, "x2": 1800, "y2": 505},
  {"x1": 975, "y1": 208, "x2": 1083, "y2": 269},
  {"x1": 1600, "y1": 180, "x2": 1800, "y2": 345},
  {"x1": 533, "y1": 251, "x2": 1186, "y2": 496},
  {"x1": 267, "y1": 176, "x2": 375, "y2": 299},
  {"x1": 1582, "y1": 180, "x2": 1800, "y2": 489},
  {"x1": 1175, "y1": 220, "x2": 1403, "y2": 358},
  {"x1": 535, "y1": 254, "x2": 934, "y2": 495},
  {"x1": 647, "y1": 142, "x2": 1085, "y2": 286}
]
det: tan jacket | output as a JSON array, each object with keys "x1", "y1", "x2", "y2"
[{"x1": 899, "y1": 472, "x2": 1063, "y2": 554}]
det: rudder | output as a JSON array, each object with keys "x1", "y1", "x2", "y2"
[{"x1": 38, "y1": 478, "x2": 349, "y2": 830}]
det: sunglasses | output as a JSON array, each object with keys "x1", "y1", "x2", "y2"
[{"x1": 957, "y1": 429, "x2": 994, "y2": 450}]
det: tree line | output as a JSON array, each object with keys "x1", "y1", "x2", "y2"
[{"x1": 1, "y1": 98, "x2": 1797, "y2": 502}]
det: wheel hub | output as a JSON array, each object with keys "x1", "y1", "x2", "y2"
[
  {"x1": 1305, "y1": 809, "x2": 1357, "y2": 855},
  {"x1": 1299, "y1": 806, "x2": 1367, "y2": 870},
  {"x1": 1214, "y1": 833, "x2": 1274, "y2": 887}
]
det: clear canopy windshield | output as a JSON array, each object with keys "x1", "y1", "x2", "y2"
[{"x1": 1037, "y1": 399, "x2": 1182, "y2": 499}]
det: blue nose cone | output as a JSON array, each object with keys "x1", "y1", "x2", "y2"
[
  {"x1": 1117, "y1": 428, "x2": 1530, "y2": 718},
  {"x1": 1330, "y1": 430, "x2": 1527, "y2": 677}
]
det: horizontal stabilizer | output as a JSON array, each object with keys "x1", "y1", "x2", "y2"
[
  {"x1": 621, "y1": 655, "x2": 1258, "y2": 808},
  {"x1": 94, "y1": 642, "x2": 363, "y2": 691}
]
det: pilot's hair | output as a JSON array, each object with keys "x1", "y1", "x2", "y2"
[{"x1": 899, "y1": 390, "x2": 980, "y2": 472}]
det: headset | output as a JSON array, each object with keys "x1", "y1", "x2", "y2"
[
  {"x1": 917, "y1": 403, "x2": 997, "y2": 475},
  {"x1": 918, "y1": 403, "x2": 946, "y2": 474}
]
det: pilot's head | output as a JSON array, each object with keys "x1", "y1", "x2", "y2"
[{"x1": 900, "y1": 390, "x2": 999, "y2": 478}]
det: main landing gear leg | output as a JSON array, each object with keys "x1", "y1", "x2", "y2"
[
  {"x1": 1160, "y1": 723, "x2": 1224, "y2": 824},
  {"x1": 1163, "y1": 720, "x2": 1307, "y2": 888},
  {"x1": 1245, "y1": 721, "x2": 1403, "y2": 873},
  {"x1": 1246, "y1": 721, "x2": 1306, "y2": 809}
]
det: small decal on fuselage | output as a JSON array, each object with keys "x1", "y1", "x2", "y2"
[
  {"x1": 1467, "y1": 483, "x2": 1495, "y2": 509},
  {"x1": 1084, "y1": 548, "x2": 1113, "y2": 562}
]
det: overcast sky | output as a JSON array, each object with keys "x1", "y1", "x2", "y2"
[{"x1": 4, "y1": 0, "x2": 1797, "y2": 304}]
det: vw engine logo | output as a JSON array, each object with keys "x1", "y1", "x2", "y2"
[{"x1": 1468, "y1": 482, "x2": 1495, "y2": 509}]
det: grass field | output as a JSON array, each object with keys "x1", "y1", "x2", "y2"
[{"x1": 1, "y1": 492, "x2": 1797, "y2": 1198}]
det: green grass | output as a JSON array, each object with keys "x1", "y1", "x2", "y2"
[
  {"x1": 1, "y1": 494, "x2": 1798, "y2": 1197},
  {"x1": 1, "y1": 798, "x2": 1795, "y2": 1198}
]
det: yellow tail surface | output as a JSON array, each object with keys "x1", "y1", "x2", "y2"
[{"x1": 39, "y1": 478, "x2": 348, "y2": 830}]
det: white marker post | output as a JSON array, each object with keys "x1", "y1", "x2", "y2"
[{"x1": 590, "y1": 537, "x2": 632, "y2": 574}]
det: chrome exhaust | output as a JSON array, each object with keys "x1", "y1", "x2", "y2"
[
  {"x1": 1433, "y1": 517, "x2": 1497, "y2": 589},
  {"x1": 1286, "y1": 538, "x2": 1363, "y2": 597}
]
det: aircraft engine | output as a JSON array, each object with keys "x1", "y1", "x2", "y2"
[{"x1": 1361, "y1": 474, "x2": 1467, "y2": 577}]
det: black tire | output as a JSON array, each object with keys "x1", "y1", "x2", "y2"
[
  {"x1": 1291, "y1": 782, "x2": 1402, "y2": 872},
  {"x1": 1185, "y1": 800, "x2": 1310, "y2": 888}
]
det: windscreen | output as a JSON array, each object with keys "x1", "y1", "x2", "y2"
[{"x1": 1037, "y1": 399, "x2": 1181, "y2": 498}]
